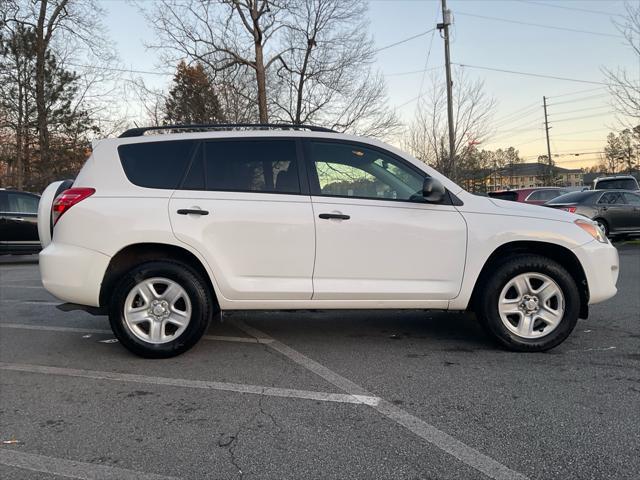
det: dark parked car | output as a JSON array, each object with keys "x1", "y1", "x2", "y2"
[
  {"x1": 0, "y1": 189, "x2": 40, "y2": 254},
  {"x1": 546, "y1": 190, "x2": 640, "y2": 237},
  {"x1": 592, "y1": 175, "x2": 639, "y2": 191},
  {"x1": 488, "y1": 187, "x2": 570, "y2": 205}
]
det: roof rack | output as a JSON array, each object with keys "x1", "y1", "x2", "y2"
[{"x1": 118, "y1": 123, "x2": 337, "y2": 138}]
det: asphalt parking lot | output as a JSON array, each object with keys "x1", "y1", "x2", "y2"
[{"x1": 0, "y1": 246, "x2": 638, "y2": 480}]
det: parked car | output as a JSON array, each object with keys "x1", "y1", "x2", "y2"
[
  {"x1": 546, "y1": 190, "x2": 640, "y2": 237},
  {"x1": 592, "y1": 175, "x2": 639, "y2": 191},
  {"x1": 38, "y1": 124, "x2": 619, "y2": 358},
  {"x1": 488, "y1": 187, "x2": 570, "y2": 205},
  {"x1": 0, "y1": 188, "x2": 40, "y2": 255}
]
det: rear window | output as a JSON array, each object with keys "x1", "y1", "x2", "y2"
[
  {"x1": 546, "y1": 191, "x2": 595, "y2": 204},
  {"x1": 595, "y1": 178, "x2": 639, "y2": 190},
  {"x1": 182, "y1": 139, "x2": 299, "y2": 194},
  {"x1": 488, "y1": 191, "x2": 517, "y2": 201},
  {"x1": 118, "y1": 140, "x2": 199, "y2": 189}
]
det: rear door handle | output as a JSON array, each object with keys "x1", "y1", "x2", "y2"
[
  {"x1": 319, "y1": 213, "x2": 350, "y2": 220},
  {"x1": 177, "y1": 209, "x2": 209, "y2": 216}
]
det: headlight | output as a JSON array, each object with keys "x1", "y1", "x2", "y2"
[{"x1": 575, "y1": 219, "x2": 608, "y2": 243}]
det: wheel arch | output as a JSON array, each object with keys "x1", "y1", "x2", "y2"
[
  {"x1": 469, "y1": 241, "x2": 589, "y2": 319},
  {"x1": 99, "y1": 242, "x2": 220, "y2": 311}
]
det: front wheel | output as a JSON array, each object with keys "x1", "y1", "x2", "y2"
[
  {"x1": 109, "y1": 261, "x2": 213, "y2": 358},
  {"x1": 476, "y1": 255, "x2": 580, "y2": 352}
]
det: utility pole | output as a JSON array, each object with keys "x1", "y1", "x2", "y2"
[
  {"x1": 438, "y1": 0, "x2": 456, "y2": 181},
  {"x1": 543, "y1": 96, "x2": 553, "y2": 185}
]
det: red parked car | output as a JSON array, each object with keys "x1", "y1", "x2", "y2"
[{"x1": 488, "y1": 187, "x2": 570, "y2": 205}]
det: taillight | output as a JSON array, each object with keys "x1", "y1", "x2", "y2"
[
  {"x1": 52, "y1": 188, "x2": 95, "y2": 225},
  {"x1": 562, "y1": 207, "x2": 577, "y2": 213}
]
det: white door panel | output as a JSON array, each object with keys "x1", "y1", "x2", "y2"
[
  {"x1": 170, "y1": 191, "x2": 315, "y2": 300},
  {"x1": 312, "y1": 197, "x2": 467, "y2": 301}
]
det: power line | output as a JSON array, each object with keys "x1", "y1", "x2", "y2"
[
  {"x1": 454, "y1": 63, "x2": 607, "y2": 86},
  {"x1": 550, "y1": 104, "x2": 611, "y2": 116},
  {"x1": 455, "y1": 11, "x2": 623, "y2": 38},
  {"x1": 549, "y1": 86, "x2": 607, "y2": 99},
  {"x1": 384, "y1": 65, "x2": 442, "y2": 77},
  {"x1": 514, "y1": 0, "x2": 622, "y2": 18},
  {"x1": 551, "y1": 111, "x2": 616, "y2": 123},
  {"x1": 66, "y1": 62, "x2": 172, "y2": 77},
  {"x1": 374, "y1": 28, "x2": 437, "y2": 54},
  {"x1": 548, "y1": 93, "x2": 610, "y2": 105}
]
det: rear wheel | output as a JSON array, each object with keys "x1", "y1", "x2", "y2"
[
  {"x1": 109, "y1": 261, "x2": 213, "y2": 358},
  {"x1": 476, "y1": 255, "x2": 580, "y2": 352}
]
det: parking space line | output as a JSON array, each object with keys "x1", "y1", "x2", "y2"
[
  {"x1": 0, "y1": 324, "x2": 273, "y2": 344},
  {"x1": 0, "y1": 323, "x2": 111, "y2": 334},
  {"x1": 0, "y1": 448, "x2": 178, "y2": 480},
  {"x1": 231, "y1": 320, "x2": 529, "y2": 480},
  {"x1": 0, "y1": 362, "x2": 380, "y2": 406},
  {"x1": 0, "y1": 300, "x2": 59, "y2": 305},
  {"x1": 0, "y1": 285, "x2": 45, "y2": 289}
]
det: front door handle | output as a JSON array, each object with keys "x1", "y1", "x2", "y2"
[
  {"x1": 319, "y1": 213, "x2": 350, "y2": 220},
  {"x1": 177, "y1": 209, "x2": 209, "y2": 216}
]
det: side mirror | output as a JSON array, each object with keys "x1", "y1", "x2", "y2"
[{"x1": 422, "y1": 177, "x2": 446, "y2": 203}]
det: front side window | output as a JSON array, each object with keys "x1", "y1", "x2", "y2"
[
  {"x1": 191, "y1": 139, "x2": 299, "y2": 194},
  {"x1": 309, "y1": 141, "x2": 424, "y2": 201},
  {"x1": 623, "y1": 193, "x2": 640, "y2": 205},
  {"x1": 7, "y1": 193, "x2": 39, "y2": 213}
]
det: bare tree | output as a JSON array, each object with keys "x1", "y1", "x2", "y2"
[
  {"x1": 405, "y1": 69, "x2": 496, "y2": 179},
  {"x1": 271, "y1": 0, "x2": 399, "y2": 137},
  {"x1": 603, "y1": 1, "x2": 640, "y2": 125},
  {"x1": 141, "y1": 0, "x2": 290, "y2": 123},
  {"x1": 2, "y1": 0, "x2": 116, "y2": 185}
]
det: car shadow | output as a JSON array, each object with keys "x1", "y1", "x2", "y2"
[{"x1": 222, "y1": 309, "x2": 495, "y2": 352}]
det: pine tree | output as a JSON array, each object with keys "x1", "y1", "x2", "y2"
[{"x1": 164, "y1": 61, "x2": 225, "y2": 125}]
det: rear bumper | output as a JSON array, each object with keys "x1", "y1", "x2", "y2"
[
  {"x1": 572, "y1": 240, "x2": 619, "y2": 305},
  {"x1": 39, "y1": 243, "x2": 110, "y2": 307}
]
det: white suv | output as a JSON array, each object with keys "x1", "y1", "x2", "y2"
[{"x1": 38, "y1": 124, "x2": 619, "y2": 358}]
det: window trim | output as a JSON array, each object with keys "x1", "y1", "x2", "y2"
[
  {"x1": 301, "y1": 138, "x2": 454, "y2": 206},
  {"x1": 178, "y1": 137, "x2": 309, "y2": 196}
]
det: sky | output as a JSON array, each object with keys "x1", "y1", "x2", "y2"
[{"x1": 101, "y1": 0, "x2": 638, "y2": 169}]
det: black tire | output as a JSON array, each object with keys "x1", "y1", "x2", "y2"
[
  {"x1": 109, "y1": 261, "x2": 214, "y2": 358},
  {"x1": 593, "y1": 218, "x2": 609, "y2": 237},
  {"x1": 475, "y1": 254, "x2": 580, "y2": 352}
]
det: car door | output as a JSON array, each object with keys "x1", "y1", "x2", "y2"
[
  {"x1": 622, "y1": 192, "x2": 640, "y2": 230},
  {"x1": 305, "y1": 139, "x2": 467, "y2": 304},
  {"x1": 169, "y1": 138, "x2": 315, "y2": 302},
  {"x1": 597, "y1": 192, "x2": 628, "y2": 233},
  {"x1": 0, "y1": 191, "x2": 40, "y2": 249}
]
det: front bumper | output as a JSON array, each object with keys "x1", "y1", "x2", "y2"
[
  {"x1": 572, "y1": 239, "x2": 619, "y2": 305},
  {"x1": 39, "y1": 243, "x2": 111, "y2": 307}
]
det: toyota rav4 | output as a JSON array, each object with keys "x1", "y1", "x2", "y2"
[{"x1": 38, "y1": 124, "x2": 619, "y2": 358}]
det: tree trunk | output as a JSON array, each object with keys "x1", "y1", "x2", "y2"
[
  {"x1": 254, "y1": 41, "x2": 268, "y2": 123},
  {"x1": 35, "y1": 0, "x2": 50, "y2": 179},
  {"x1": 294, "y1": 39, "x2": 314, "y2": 125}
]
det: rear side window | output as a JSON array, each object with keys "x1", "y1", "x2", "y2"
[
  {"x1": 598, "y1": 192, "x2": 625, "y2": 205},
  {"x1": 623, "y1": 193, "x2": 640, "y2": 205},
  {"x1": 190, "y1": 139, "x2": 299, "y2": 194},
  {"x1": 118, "y1": 140, "x2": 198, "y2": 189}
]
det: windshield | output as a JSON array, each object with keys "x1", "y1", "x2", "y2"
[{"x1": 595, "y1": 178, "x2": 638, "y2": 190}]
